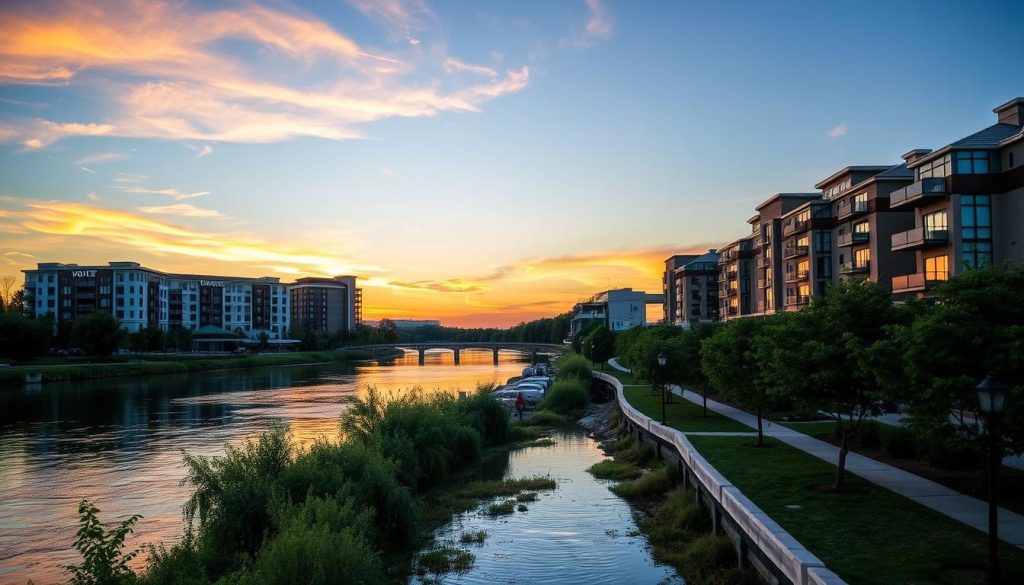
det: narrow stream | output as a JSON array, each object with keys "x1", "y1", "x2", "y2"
[{"x1": 416, "y1": 430, "x2": 683, "y2": 585}]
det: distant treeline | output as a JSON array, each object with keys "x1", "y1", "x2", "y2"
[{"x1": 347, "y1": 312, "x2": 571, "y2": 346}]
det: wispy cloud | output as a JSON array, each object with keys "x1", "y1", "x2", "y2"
[
  {"x1": 79, "y1": 166, "x2": 96, "y2": 174},
  {"x1": 829, "y1": 123, "x2": 848, "y2": 138},
  {"x1": 443, "y1": 57, "x2": 498, "y2": 77},
  {"x1": 4, "y1": 251, "x2": 33, "y2": 258},
  {"x1": 137, "y1": 203, "x2": 223, "y2": 217},
  {"x1": 112, "y1": 172, "x2": 147, "y2": 184},
  {"x1": 346, "y1": 0, "x2": 433, "y2": 40},
  {"x1": 187, "y1": 144, "x2": 213, "y2": 159},
  {"x1": 0, "y1": 195, "x2": 383, "y2": 277},
  {"x1": 86, "y1": 192, "x2": 101, "y2": 201},
  {"x1": 375, "y1": 166, "x2": 394, "y2": 176},
  {"x1": 0, "y1": 1, "x2": 529, "y2": 148},
  {"x1": 584, "y1": 0, "x2": 613, "y2": 41},
  {"x1": 115, "y1": 185, "x2": 210, "y2": 201},
  {"x1": 73, "y1": 152, "x2": 129, "y2": 166}
]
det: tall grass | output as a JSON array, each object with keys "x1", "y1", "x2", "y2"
[
  {"x1": 536, "y1": 378, "x2": 589, "y2": 416},
  {"x1": 554, "y1": 354, "x2": 593, "y2": 382},
  {"x1": 126, "y1": 384, "x2": 515, "y2": 584}
]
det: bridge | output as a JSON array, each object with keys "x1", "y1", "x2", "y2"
[{"x1": 347, "y1": 342, "x2": 567, "y2": 365}]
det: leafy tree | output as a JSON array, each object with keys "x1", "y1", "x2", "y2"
[
  {"x1": 583, "y1": 325, "x2": 616, "y2": 370},
  {"x1": 0, "y1": 274, "x2": 16, "y2": 309},
  {"x1": 257, "y1": 330, "x2": 270, "y2": 352},
  {"x1": 73, "y1": 312, "x2": 124, "y2": 357},
  {"x1": 701, "y1": 317, "x2": 773, "y2": 446},
  {"x1": 376, "y1": 319, "x2": 398, "y2": 342},
  {"x1": 64, "y1": 499, "x2": 142, "y2": 585},
  {"x1": 758, "y1": 280, "x2": 901, "y2": 488},
  {"x1": 899, "y1": 266, "x2": 1024, "y2": 454},
  {"x1": 8, "y1": 288, "x2": 29, "y2": 317},
  {"x1": 166, "y1": 325, "x2": 193, "y2": 352},
  {"x1": 679, "y1": 322, "x2": 721, "y2": 416},
  {"x1": 0, "y1": 310, "x2": 50, "y2": 360}
]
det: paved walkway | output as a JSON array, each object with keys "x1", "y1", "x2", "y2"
[{"x1": 606, "y1": 358, "x2": 1024, "y2": 547}]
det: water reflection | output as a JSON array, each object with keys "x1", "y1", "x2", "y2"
[{"x1": 0, "y1": 349, "x2": 529, "y2": 585}]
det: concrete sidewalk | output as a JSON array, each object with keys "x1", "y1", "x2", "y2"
[{"x1": 667, "y1": 384, "x2": 1024, "y2": 548}]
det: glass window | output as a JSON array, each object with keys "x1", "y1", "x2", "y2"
[
  {"x1": 963, "y1": 242, "x2": 993, "y2": 269},
  {"x1": 955, "y1": 151, "x2": 990, "y2": 174},
  {"x1": 854, "y1": 248, "x2": 871, "y2": 267},
  {"x1": 925, "y1": 255, "x2": 949, "y2": 281},
  {"x1": 961, "y1": 195, "x2": 992, "y2": 240},
  {"x1": 854, "y1": 221, "x2": 870, "y2": 233},
  {"x1": 918, "y1": 154, "x2": 951, "y2": 179},
  {"x1": 924, "y1": 210, "x2": 948, "y2": 234}
]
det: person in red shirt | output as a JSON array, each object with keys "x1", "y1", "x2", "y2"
[{"x1": 515, "y1": 392, "x2": 526, "y2": 421}]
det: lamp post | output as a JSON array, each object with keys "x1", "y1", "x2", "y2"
[
  {"x1": 589, "y1": 340, "x2": 595, "y2": 365},
  {"x1": 658, "y1": 351, "x2": 668, "y2": 425},
  {"x1": 976, "y1": 374, "x2": 1011, "y2": 585}
]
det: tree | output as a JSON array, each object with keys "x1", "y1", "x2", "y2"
[
  {"x1": 758, "y1": 280, "x2": 900, "y2": 488},
  {"x1": 899, "y1": 266, "x2": 1024, "y2": 455},
  {"x1": 73, "y1": 312, "x2": 124, "y2": 357},
  {"x1": 679, "y1": 322, "x2": 721, "y2": 416},
  {"x1": 257, "y1": 330, "x2": 270, "y2": 352},
  {"x1": 0, "y1": 274, "x2": 16, "y2": 309},
  {"x1": 7, "y1": 288, "x2": 28, "y2": 317},
  {"x1": 0, "y1": 311, "x2": 50, "y2": 360},
  {"x1": 64, "y1": 499, "x2": 142, "y2": 585},
  {"x1": 376, "y1": 318, "x2": 398, "y2": 342},
  {"x1": 583, "y1": 325, "x2": 616, "y2": 370},
  {"x1": 701, "y1": 317, "x2": 773, "y2": 446}
]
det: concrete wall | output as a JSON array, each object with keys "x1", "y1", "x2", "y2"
[{"x1": 595, "y1": 372, "x2": 847, "y2": 585}]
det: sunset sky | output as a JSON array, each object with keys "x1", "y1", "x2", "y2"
[{"x1": 1, "y1": 0, "x2": 1022, "y2": 327}]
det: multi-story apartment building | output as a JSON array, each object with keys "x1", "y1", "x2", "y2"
[
  {"x1": 750, "y1": 193, "x2": 821, "y2": 315},
  {"x1": 779, "y1": 200, "x2": 832, "y2": 311},
  {"x1": 289, "y1": 276, "x2": 361, "y2": 334},
  {"x1": 818, "y1": 163, "x2": 917, "y2": 292},
  {"x1": 717, "y1": 236, "x2": 755, "y2": 319},
  {"x1": 570, "y1": 288, "x2": 663, "y2": 337},
  {"x1": 663, "y1": 254, "x2": 699, "y2": 324},
  {"x1": 22, "y1": 262, "x2": 363, "y2": 339},
  {"x1": 670, "y1": 250, "x2": 719, "y2": 327},
  {"x1": 890, "y1": 98, "x2": 1024, "y2": 295}
]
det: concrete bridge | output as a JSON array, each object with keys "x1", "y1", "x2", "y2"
[{"x1": 347, "y1": 342, "x2": 567, "y2": 365}]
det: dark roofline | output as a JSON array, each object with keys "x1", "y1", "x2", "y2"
[
  {"x1": 753, "y1": 192, "x2": 820, "y2": 211},
  {"x1": 994, "y1": 97, "x2": 1024, "y2": 115},
  {"x1": 779, "y1": 198, "x2": 829, "y2": 219},
  {"x1": 814, "y1": 166, "x2": 891, "y2": 190}
]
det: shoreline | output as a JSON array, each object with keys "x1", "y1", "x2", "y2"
[{"x1": 0, "y1": 347, "x2": 405, "y2": 388}]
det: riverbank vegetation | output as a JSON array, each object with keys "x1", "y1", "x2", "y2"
[
  {"x1": 59, "y1": 386, "x2": 557, "y2": 585},
  {"x1": 589, "y1": 432, "x2": 759, "y2": 585}
]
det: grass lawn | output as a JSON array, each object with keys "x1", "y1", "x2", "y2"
[
  {"x1": 779, "y1": 421, "x2": 838, "y2": 435},
  {"x1": 687, "y1": 435, "x2": 1024, "y2": 585},
  {"x1": 600, "y1": 366, "x2": 639, "y2": 385},
  {"x1": 622, "y1": 385, "x2": 751, "y2": 433}
]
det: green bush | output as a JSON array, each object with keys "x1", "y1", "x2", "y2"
[
  {"x1": 588, "y1": 459, "x2": 643, "y2": 480},
  {"x1": 555, "y1": 354, "x2": 593, "y2": 382},
  {"x1": 859, "y1": 421, "x2": 882, "y2": 450},
  {"x1": 882, "y1": 426, "x2": 918, "y2": 459},
  {"x1": 682, "y1": 535, "x2": 737, "y2": 584},
  {"x1": 925, "y1": 437, "x2": 982, "y2": 471},
  {"x1": 611, "y1": 464, "x2": 676, "y2": 500},
  {"x1": 537, "y1": 378, "x2": 590, "y2": 415}
]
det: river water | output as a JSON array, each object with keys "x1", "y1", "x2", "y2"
[{"x1": 0, "y1": 350, "x2": 679, "y2": 585}]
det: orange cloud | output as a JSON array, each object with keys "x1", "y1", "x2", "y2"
[{"x1": 0, "y1": 1, "x2": 530, "y2": 147}]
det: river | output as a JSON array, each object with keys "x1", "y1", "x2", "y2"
[{"x1": 0, "y1": 350, "x2": 679, "y2": 585}]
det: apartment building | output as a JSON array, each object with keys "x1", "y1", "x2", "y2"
[
  {"x1": 289, "y1": 276, "x2": 361, "y2": 334},
  {"x1": 22, "y1": 262, "x2": 363, "y2": 339},
  {"x1": 819, "y1": 164, "x2": 917, "y2": 293},
  {"x1": 750, "y1": 193, "x2": 821, "y2": 315},
  {"x1": 670, "y1": 250, "x2": 720, "y2": 327},
  {"x1": 779, "y1": 200, "x2": 833, "y2": 310},
  {"x1": 890, "y1": 98, "x2": 1024, "y2": 295},
  {"x1": 717, "y1": 236, "x2": 755, "y2": 319},
  {"x1": 663, "y1": 254, "x2": 700, "y2": 324},
  {"x1": 570, "y1": 288, "x2": 663, "y2": 337}
]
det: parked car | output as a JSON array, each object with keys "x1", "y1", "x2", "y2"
[
  {"x1": 232, "y1": 347, "x2": 249, "y2": 355},
  {"x1": 513, "y1": 382, "x2": 546, "y2": 395},
  {"x1": 495, "y1": 388, "x2": 543, "y2": 409}
]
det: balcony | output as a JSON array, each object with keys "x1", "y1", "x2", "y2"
[
  {"x1": 785, "y1": 294, "x2": 810, "y2": 306},
  {"x1": 890, "y1": 227, "x2": 950, "y2": 251},
  {"x1": 837, "y1": 231, "x2": 870, "y2": 248},
  {"x1": 891, "y1": 272, "x2": 949, "y2": 294},
  {"x1": 726, "y1": 306, "x2": 738, "y2": 316},
  {"x1": 783, "y1": 244, "x2": 809, "y2": 259},
  {"x1": 725, "y1": 268, "x2": 738, "y2": 279},
  {"x1": 757, "y1": 278, "x2": 771, "y2": 289},
  {"x1": 841, "y1": 260, "x2": 870, "y2": 274},
  {"x1": 889, "y1": 178, "x2": 947, "y2": 209},
  {"x1": 726, "y1": 286, "x2": 738, "y2": 297},
  {"x1": 782, "y1": 218, "x2": 809, "y2": 237},
  {"x1": 757, "y1": 255, "x2": 771, "y2": 268},
  {"x1": 837, "y1": 199, "x2": 869, "y2": 220},
  {"x1": 786, "y1": 269, "x2": 810, "y2": 282}
]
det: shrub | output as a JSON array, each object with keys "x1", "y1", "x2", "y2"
[
  {"x1": 555, "y1": 354, "x2": 594, "y2": 382},
  {"x1": 881, "y1": 426, "x2": 918, "y2": 459},
  {"x1": 588, "y1": 459, "x2": 643, "y2": 480},
  {"x1": 611, "y1": 464, "x2": 676, "y2": 500},
  {"x1": 925, "y1": 437, "x2": 982, "y2": 471},
  {"x1": 682, "y1": 535, "x2": 737, "y2": 584},
  {"x1": 537, "y1": 378, "x2": 589, "y2": 416},
  {"x1": 859, "y1": 421, "x2": 882, "y2": 450},
  {"x1": 65, "y1": 499, "x2": 142, "y2": 585},
  {"x1": 459, "y1": 387, "x2": 511, "y2": 446},
  {"x1": 485, "y1": 499, "x2": 517, "y2": 516},
  {"x1": 417, "y1": 546, "x2": 474, "y2": 577},
  {"x1": 459, "y1": 530, "x2": 487, "y2": 545}
]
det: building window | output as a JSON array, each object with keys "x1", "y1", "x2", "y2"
[
  {"x1": 813, "y1": 231, "x2": 831, "y2": 253},
  {"x1": 816, "y1": 256, "x2": 831, "y2": 278},
  {"x1": 963, "y1": 242, "x2": 993, "y2": 269},
  {"x1": 923, "y1": 210, "x2": 948, "y2": 236},
  {"x1": 925, "y1": 255, "x2": 949, "y2": 281},
  {"x1": 854, "y1": 248, "x2": 870, "y2": 268},
  {"x1": 961, "y1": 195, "x2": 992, "y2": 240},
  {"x1": 853, "y1": 221, "x2": 870, "y2": 234},
  {"x1": 955, "y1": 151, "x2": 990, "y2": 174},
  {"x1": 918, "y1": 154, "x2": 951, "y2": 179}
]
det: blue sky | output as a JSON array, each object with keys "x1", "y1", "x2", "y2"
[{"x1": 0, "y1": 0, "x2": 1021, "y2": 325}]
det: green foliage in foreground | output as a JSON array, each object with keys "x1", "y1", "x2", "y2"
[
  {"x1": 64, "y1": 500, "x2": 142, "y2": 585},
  {"x1": 67, "y1": 386, "x2": 520, "y2": 585},
  {"x1": 553, "y1": 353, "x2": 593, "y2": 383},
  {"x1": 587, "y1": 459, "x2": 643, "y2": 480}
]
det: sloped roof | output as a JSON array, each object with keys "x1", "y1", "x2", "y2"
[
  {"x1": 193, "y1": 324, "x2": 240, "y2": 338},
  {"x1": 873, "y1": 162, "x2": 913, "y2": 179}
]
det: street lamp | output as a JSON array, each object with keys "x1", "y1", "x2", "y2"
[
  {"x1": 589, "y1": 340, "x2": 595, "y2": 364},
  {"x1": 976, "y1": 373, "x2": 1011, "y2": 585},
  {"x1": 657, "y1": 351, "x2": 667, "y2": 425}
]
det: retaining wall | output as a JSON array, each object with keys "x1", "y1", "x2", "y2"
[{"x1": 595, "y1": 372, "x2": 845, "y2": 585}]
